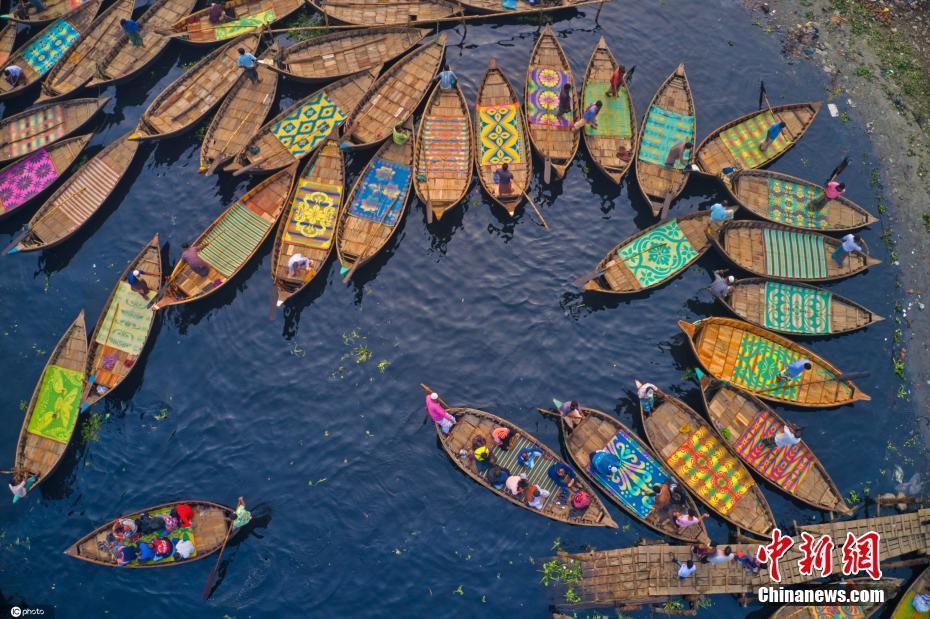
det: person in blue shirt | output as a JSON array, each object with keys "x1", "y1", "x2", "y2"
[
  {"x1": 777, "y1": 358, "x2": 812, "y2": 383},
  {"x1": 572, "y1": 100, "x2": 602, "y2": 132},
  {"x1": 127, "y1": 269, "x2": 150, "y2": 298},
  {"x1": 3, "y1": 65, "x2": 23, "y2": 88},
  {"x1": 436, "y1": 64, "x2": 456, "y2": 90},
  {"x1": 237, "y1": 48, "x2": 260, "y2": 83},
  {"x1": 760, "y1": 120, "x2": 787, "y2": 151},
  {"x1": 547, "y1": 463, "x2": 578, "y2": 492},
  {"x1": 120, "y1": 18, "x2": 143, "y2": 47}
]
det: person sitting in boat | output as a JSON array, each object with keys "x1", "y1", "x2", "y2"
[
  {"x1": 180, "y1": 243, "x2": 210, "y2": 277},
  {"x1": 485, "y1": 465, "x2": 510, "y2": 491},
  {"x1": 208, "y1": 1, "x2": 229, "y2": 23},
  {"x1": 517, "y1": 446, "x2": 543, "y2": 469},
  {"x1": 505, "y1": 474, "x2": 526, "y2": 497},
  {"x1": 162, "y1": 512, "x2": 179, "y2": 532},
  {"x1": 491, "y1": 427, "x2": 515, "y2": 450},
  {"x1": 556, "y1": 83, "x2": 574, "y2": 123},
  {"x1": 233, "y1": 496, "x2": 251, "y2": 530},
  {"x1": 436, "y1": 64, "x2": 456, "y2": 91},
  {"x1": 673, "y1": 509, "x2": 709, "y2": 530},
  {"x1": 664, "y1": 141, "x2": 692, "y2": 169},
  {"x1": 644, "y1": 480, "x2": 675, "y2": 516},
  {"x1": 759, "y1": 425, "x2": 803, "y2": 450},
  {"x1": 172, "y1": 504, "x2": 194, "y2": 528},
  {"x1": 3, "y1": 66, "x2": 24, "y2": 88},
  {"x1": 637, "y1": 382, "x2": 661, "y2": 414},
  {"x1": 735, "y1": 551, "x2": 763, "y2": 574},
  {"x1": 25, "y1": 0, "x2": 44, "y2": 13},
  {"x1": 709, "y1": 269, "x2": 734, "y2": 300},
  {"x1": 12, "y1": 0, "x2": 30, "y2": 20},
  {"x1": 590, "y1": 450, "x2": 620, "y2": 478},
  {"x1": 524, "y1": 482, "x2": 550, "y2": 509},
  {"x1": 573, "y1": 101, "x2": 602, "y2": 132},
  {"x1": 174, "y1": 538, "x2": 195, "y2": 560},
  {"x1": 152, "y1": 537, "x2": 174, "y2": 561},
  {"x1": 606, "y1": 64, "x2": 626, "y2": 98},
  {"x1": 493, "y1": 163, "x2": 514, "y2": 197},
  {"x1": 114, "y1": 544, "x2": 138, "y2": 566},
  {"x1": 556, "y1": 400, "x2": 584, "y2": 429},
  {"x1": 776, "y1": 358, "x2": 811, "y2": 383},
  {"x1": 759, "y1": 120, "x2": 787, "y2": 151},
  {"x1": 473, "y1": 443, "x2": 492, "y2": 473},
  {"x1": 426, "y1": 392, "x2": 456, "y2": 434},
  {"x1": 570, "y1": 490, "x2": 590, "y2": 512},
  {"x1": 547, "y1": 463, "x2": 578, "y2": 493},
  {"x1": 911, "y1": 587, "x2": 930, "y2": 613},
  {"x1": 288, "y1": 253, "x2": 311, "y2": 278},
  {"x1": 111, "y1": 517, "x2": 138, "y2": 541},
  {"x1": 127, "y1": 269, "x2": 151, "y2": 298},
  {"x1": 137, "y1": 540, "x2": 157, "y2": 562},
  {"x1": 808, "y1": 181, "x2": 846, "y2": 212}
]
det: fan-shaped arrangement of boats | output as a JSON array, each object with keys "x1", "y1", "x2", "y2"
[
  {"x1": 730, "y1": 169, "x2": 878, "y2": 232},
  {"x1": 579, "y1": 211, "x2": 711, "y2": 294},
  {"x1": 10, "y1": 311, "x2": 87, "y2": 499},
  {"x1": 678, "y1": 317, "x2": 870, "y2": 407},
  {"x1": 525, "y1": 25, "x2": 579, "y2": 180},
  {"x1": 0, "y1": 134, "x2": 91, "y2": 220},
  {"x1": 636, "y1": 380, "x2": 776, "y2": 538},
  {"x1": 82, "y1": 235, "x2": 162, "y2": 411},
  {"x1": 130, "y1": 34, "x2": 260, "y2": 141},
  {"x1": 169, "y1": 0, "x2": 303, "y2": 44},
  {"x1": 64, "y1": 500, "x2": 235, "y2": 567},
  {"x1": 271, "y1": 27, "x2": 428, "y2": 82},
  {"x1": 5, "y1": 0, "x2": 94, "y2": 24},
  {"x1": 0, "y1": 24, "x2": 17, "y2": 67},
  {"x1": 339, "y1": 35, "x2": 445, "y2": 149},
  {"x1": 307, "y1": 0, "x2": 461, "y2": 26},
  {"x1": 890, "y1": 566, "x2": 930, "y2": 619},
  {"x1": 0, "y1": 97, "x2": 108, "y2": 164},
  {"x1": 717, "y1": 277, "x2": 882, "y2": 336},
  {"x1": 271, "y1": 140, "x2": 345, "y2": 307},
  {"x1": 474, "y1": 57, "x2": 531, "y2": 216},
  {"x1": 413, "y1": 81, "x2": 474, "y2": 221},
  {"x1": 152, "y1": 166, "x2": 296, "y2": 309},
  {"x1": 699, "y1": 376, "x2": 850, "y2": 514},
  {"x1": 711, "y1": 220, "x2": 881, "y2": 283},
  {"x1": 635, "y1": 63, "x2": 695, "y2": 216}
]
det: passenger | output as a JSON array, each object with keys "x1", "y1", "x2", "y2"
[
  {"x1": 491, "y1": 427, "x2": 515, "y2": 450},
  {"x1": 776, "y1": 358, "x2": 812, "y2": 383},
  {"x1": 111, "y1": 517, "x2": 138, "y2": 540},
  {"x1": 27, "y1": 0, "x2": 45, "y2": 12},
  {"x1": 637, "y1": 382, "x2": 660, "y2": 414},
  {"x1": 493, "y1": 162, "x2": 514, "y2": 197},
  {"x1": 180, "y1": 243, "x2": 210, "y2": 277},
  {"x1": 735, "y1": 551, "x2": 763, "y2": 574},
  {"x1": 162, "y1": 512, "x2": 179, "y2": 532},
  {"x1": 3, "y1": 66, "x2": 23, "y2": 88},
  {"x1": 558, "y1": 400, "x2": 584, "y2": 429},
  {"x1": 911, "y1": 587, "x2": 930, "y2": 613},
  {"x1": 605, "y1": 63, "x2": 626, "y2": 97},
  {"x1": 759, "y1": 120, "x2": 787, "y2": 151},
  {"x1": 287, "y1": 253, "x2": 311, "y2": 278},
  {"x1": 13, "y1": 0, "x2": 30, "y2": 20},
  {"x1": 473, "y1": 444, "x2": 492, "y2": 472},
  {"x1": 237, "y1": 48, "x2": 260, "y2": 83},
  {"x1": 232, "y1": 496, "x2": 251, "y2": 529},
  {"x1": 208, "y1": 1, "x2": 228, "y2": 23},
  {"x1": 120, "y1": 18, "x2": 143, "y2": 47},
  {"x1": 759, "y1": 425, "x2": 803, "y2": 450},
  {"x1": 645, "y1": 481, "x2": 673, "y2": 514},
  {"x1": 570, "y1": 490, "x2": 591, "y2": 511},
  {"x1": 505, "y1": 474, "x2": 525, "y2": 497},
  {"x1": 173, "y1": 504, "x2": 194, "y2": 527},
  {"x1": 704, "y1": 545, "x2": 735, "y2": 564},
  {"x1": 174, "y1": 538, "x2": 195, "y2": 560},
  {"x1": 152, "y1": 537, "x2": 173, "y2": 561},
  {"x1": 436, "y1": 64, "x2": 456, "y2": 90},
  {"x1": 556, "y1": 83, "x2": 573, "y2": 122},
  {"x1": 547, "y1": 463, "x2": 578, "y2": 492},
  {"x1": 425, "y1": 392, "x2": 456, "y2": 434},
  {"x1": 127, "y1": 269, "x2": 150, "y2": 298},
  {"x1": 664, "y1": 141, "x2": 692, "y2": 168},
  {"x1": 524, "y1": 482, "x2": 550, "y2": 509},
  {"x1": 137, "y1": 512, "x2": 166, "y2": 535},
  {"x1": 832, "y1": 233, "x2": 865, "y2": 267},
  {"x1": 673, "y1": 509, "x2": 709, "y2": 529},
  {"x1": 709, "y1": 269, "x2": 734, "y2": 300},
  {"x1": 808, "y1": 181, "x2": 846, "y2": 211},
  {"x1": 114, "y1": 544, "x2": 138, "y2": 566},
  {"x1": 137, "y1": 541, "x2": 156, "y2": 562},
  {"x1": 485, "y1": 465, "x2": 510, "y2": 490},
  {"x1": 669, "y1": 553, "x2": 697, "y2": 579},
  {"x1": 590, "y1": 450, "x2": 620, "y2": 478},
  {"x1": 572, "y1": 101, "x2": 602, "y2": 132},
  {"x1": 517, "y1": 446, "x2": 543, "y2": 469},
  {"x1": 708, "y1": 200, "x2": 735, "y2": 231}
]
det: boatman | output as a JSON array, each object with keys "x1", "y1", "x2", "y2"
[
  {"x1": 120, "y1": 18, "x2": 143, "y2": 47},
  {"x1": 287, "y1": 253, "x2": 311, "y2": 278},
  {"x1": 605, "y1": 63, "x2": 626, "y2": 98},
  {"x1": 760, "y1": 120, "x2": 787, "y2": 151},
  {"x1": 759, "y1": 424, "x2": 803, "y2": 450},
  {"x1": 179, "y1": 243, "x2": 210, "y2": 277},
  {"x1": 493, "y1": 162, "x2": 514, "y2": 197},
  {"x1": 237, "y1": 48, "x2": 260, "y2": 83},
  {"x1": 232, "y1": 496, "x2": 251, "y2": 530},
  {"x1": 436, "y1": 64, "x2": 456, "y2": 90},
  {"x1": 3, "y1": 65, "x2": 23, "y2": 88},
  {"x1": 665, "y1": 141, "x2": 692, "y2": 168},
  {"x1": 573, "y1": 100, "x2": 602, "y2": 132},
  {"x1": 832, "y1": 233, "x2": 865, "y2": 267},
  {"x1": 127, "y1": 269, "x2": 151, "y2": 298},
  {"x1": 709, "y1": 269, "x2": 734, "y2": 299},
  {"x1": 556, "y1": 83, "x2": 573, "y2": 122},
  {"x1": 808, "y1": 180, "x2": 846, "y2": 212},
  {"x1": 776, "y1": 358, "x2": 812, "y2": 383}
]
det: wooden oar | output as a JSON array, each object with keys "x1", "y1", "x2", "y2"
[
  {"x1": 753, "y1": 370, "x2": 870, "y2": 395},
  {"x1": 419, "y1": 383, "x2": 450, "y2": 409},
  {"x1": 522, "y1": 189, "x2": 548, "y2": 230},
  {"x1": 758, "y1": 80, "x2": 797, "y2": 142},
  {"x1": 202, "y1": 523, "x2": 234, "y2": 600},
  {"x1": 536, "y1": 407, "x2": 561, "y2": 418},
  {"x1": 658, "y1": 188, "x2": 674, "y2": 220},
  {"x1": 827, "y1": 156, "x2": 849, "y2": 184},
  {"x1": 573, "y1": 242, "x2": 668, "y2": 288},
  {"x1": 341, "y1": 190, "x2": 402, "y2": 284}
]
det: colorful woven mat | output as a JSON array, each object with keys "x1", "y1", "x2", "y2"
[
  {"x1": 762, "y1": 227, "x2": 828, "y2": 279},
  {"x1": 23, "y1": 20, "x2": 80, "y2": 76},
  {"x1": 638, "y1": 105, "x2": 694, "y2": 167},
  {"x1": 477, "y1": 103, "x2": 523, "y2": 167},
  {"x1": 616, "y1": 220, "x2": 698, "y2": 288},
  {"x1": 731, "y1": 411, "x2": 813, "y2": 494},
  {"x1": 273, "y1": 91, "x2": 346, "y2": 158},
  {"x1": 199, "y1": 202, "x2": 272, "y2": 278},
  {"x1": 588, "y1": 427, "x2": 669, "y2": 519},
  {"x1": 890, "y1": 591, "x2": 920, "y2": 619},
  {"x1": 812, "y1": 606, "x2": 866, "y2": 619},
  {"x1": 667, "y1": 425, "x2": 753, "y2": 516},
  {"x1": 418, "y1": 116, "x2": 469, "y2": 177},
  {"x1": 766, "y1": 176, "x2": 828, "y2": 229},
  {"x1": 215, "y1": 8, "x2": 276, "y2": 40},
  {"x1": 0, "y1": 148, "x2": 59, "y2": 213},
  {"x1": 763, "y1": 281, "x2": 831, "y2": 335},
  {"x1": 348, "y1": 157, "x2": 409, "y2": 227},
  {"x1": 27, "y1": 364, "x2": 83, "y2": 443},
  {"x1": 492, "y1": 434, "x2": 559, "y2": 509},
  {"x1": 583, "y1": 82, "x2": 632, "y2": 138},
  {"x1": 283, "y1": 178, "x2": 343, "y2": 250},
  {"x1": 124, "y1": 507, "x2": 196, "y2": 566},
  {"x1": 526, "y1": 67, "x2": 571, "y2": 128},
  {"x1": 719, "y1": 109, "x2": 791, "y2": 169},
  {"x1": 8, "y1": 106, "x2": 65, "y2": 158},
  {"x1": 94, "y1": 282, "x2": 155, "y2": 356}
]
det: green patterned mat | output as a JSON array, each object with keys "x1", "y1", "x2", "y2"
[
  {"x1": 762, "y1": 227, "x2": 828, "y2": 279},
  {"x1": 27, "y1": 364, "x2": 83, "y2": 443},
  {"x1": 199, "y1": 203, "x2": 272, "y2": 278},
  {"x1": 638, "y1": 106, "x2": 694, "y2": 167},
  {"x1": 617, "y1": 220, "x2": 698, "y2": 287},
  {"x1": 94, "y1": 282, "x2": 156, "y2": 356},
  {"x1": 730, "y1": 331, "x2": 842, "y2": 401},
  {"x1": 215, "y1": 8, "x2": 275, "y2": 40},
  {"x1": 766, "y1": 176, "x2": 828, "y2": 229},
  {"x1": 763, "y1": 281, "x2": 831, "y2": 334},
  {"x1": 719, "y1": 109, "x2": 790, "y2": 169},
  {"x1": 583, "y1": 82, "x2": 632, "y2": 138}
]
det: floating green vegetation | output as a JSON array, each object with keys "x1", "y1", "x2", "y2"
[
  {"x1": 154, "y1": 408, "x2": 169, "y2": 421},
  {"x1": 847, "y1": 489, "x2": 861, "y2": 504},
  {"x1": 453, "y1": 585, "x2": 464, "y2": 596},
  {"x1": 893, "y1": 357, "x2": 906, "y2": 380},
  {"x1": 283, "y1": 11, "x2": 328, "y2": 42},
  {"x1": 923, "y1": 212, "x2": 930, "y2": 233},
  {"x1": 663, "y1": 600, "x2": 685, "y2": 611},
  {"x1": 81, "y1": 412, "x2": 104, "y2": 442},
  {"x1": 194, "y1": 125, "x2": 207, "y2": 141},
  {"x1": 540, "y1": 558, "x2": 583, "y2": 604},
  {"x1": 19, "y1": 400, "x2": 26, "y2": 412},
  {"x1": 551, "y1": 537, "x2": 562, "y2": 551},
  {"x1": 698, "y1": 597, "x2": 713, "y2": 609},
  {"x1": 894, "y1": 328, "x2": 903, "y2": 344},
  {"x1": 839, "y1": 111, "x2": 851, "y2": 123},
  {"x1": 354, "y1": 345, "x2": 372, "y2": 364},
  {"x1": 897, "y1": 384, "x2": 908, "y2": 399},
  {"x1": 377, "y1": 359, "x2": 390, "y2": 373}
]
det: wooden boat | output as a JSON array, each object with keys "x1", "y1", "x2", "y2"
[
  {"x1": 8, "y1": 135, "x2": 140, "y2": 254},
  {"x1": 306, "y1": 0, "x2": 461, "y2": 26},
  {"x1": 270, "y1": 27, "x2": 428, "y2": 83},
  {"x1": 169, "y1": 0, "x2": 303, "y2": 44},
  {"x1": 339, "y1": 35, "x2": 445, "y2": 149},
  {"x1": 636, "y1": 380, "x2": 776, "y2": 538},
  {"x1": 699, "y1": 376, "x2": 850, "y2": 514},
  {"x1": 0, "y1": 0, "x2": 101, "y2": 100},
  {"x1": 678, "y1": 317, "x2": 871, "y2": 407},
  {"x1": 130, "y1": 34, "x2": 261, "y2": 141},
  {"x1": 5, "y1": 0, "x2": 94, "y2": 24},
  {"x1": 890, "y1": 565, "x2": 930, "y2": 618},
  {"x1": 271, "y1": 139, "x2": 344, "y2": 306},
  {"x1": 335, "y1": 119, "x2": 413, "y2": 282},
  {"x1": 635, "y1": 64, "x2": 696, "y2": 217},
  {"x1": 717, "y1": 277, "x2": 882, "y2": 336},
  {"x1": 37, "y1": 0, "x2": 135, "y2": 103},
  {"x1": 580, "y1": 211, "x2": 711, "y2": 295},
  {"x1": 0, "y1": 97, "x2": 108, "y2": 165},
  {"x1": 90, "y1": 0, "x2": 199, "y2": 87},
  {"x1": 695, "y1": 102, "x2": 821, "y2": 183},
  {"x1": 710, "y1": 220, "x2": 881, "y2": 283},
  {"x1": 580, "y1": 37, "x2": 637, "y2": 184},
  {"x1": 474, "y1": 57, "x2": 531, "y2": 216},
  {"x1": 730, "y1": 169, "x2": 878, "y2": 233},
  {"x1": 525, "y1": 25, "x2": 579, "y2": 180},
  {"x1": 549, "y1": 404, "x2": 709, "y2": 542},
  {"x1": 199, "y1": 54, "x2": 278, "y2": 174},
  {"x1": 772, "y1": 578, "x2": 902, "y2": 618},
  {"x1": 413, "y1": 81, "x2": 474, "y2": 221},
  {"x1": 82, "y1": 235, "x2": 162, "y2": 410},
  {"x1": 10, "y1": 311, "x2": 86, "y2": 498},
  {"x1": 459, "y1": 0, "x2": 587, "y2": 11},
  {"x1": 0, "y1": 24, "x2": 18, "y2": 67},
  {"x1": 0, "y1": 134, "x2": 92, "y2": 220},
  {"x1": 152, "y1": 166, "x2": 296, "y2": 309},
  {"x1": 231, "y1": 68, "x2": 377, "y2": 175},
  {"x1": 64, "y1": 500, "x2": 235, "y2": 567}
]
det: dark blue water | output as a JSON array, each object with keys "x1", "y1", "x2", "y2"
[{"x1": 0, "y1": 2, "x2": 924, "y2": 617}]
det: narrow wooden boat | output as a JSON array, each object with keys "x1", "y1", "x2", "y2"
[
  {"x1": 231, "y1": 68, "x2": 377, "y2": 175},
  {"x1": 306, "y1": 0, "x2": 460, "y2": 26},
  {"x1": 459, "y1": 0, "x2": 587, "y2": 11},
  {"x1": 525, "y1": 25, "x2": 579, "y2": 180},
  {"x1": 0, "y1": 0, "x2": 101, "y2": 100},
  {"x1": 0, "y1": 97, "x2": 109, "y2": 164},
  {"x1": 678, "y1": 317, "x2": 870, "y2": 407},
  {"x1": 580, "y1": 37, "x2": 637, "y2": 184},
  {"x1": 730, "y1": 169, "x2": 878, "y2": 232},
  {"x1": 474, "y1": 57, "x2": 531, "y2": 216},
  {"x1": 271, "y1": 140, "x2": 344, "y2": 307},
  {"x1": 0, "y1": 134, "x2": 92, "y2": 220},
  {"x1": 37, "y1": 0, "x2": 135, "y2": 102},
  {"x1": 90, "y1": 0, "x2": 199, "y2": 87},
  {"x1": 699, "y1": 376, "x2": 850, "y2": 514},
  {"x1": 8, "y1": 135, "x2": 140, "y2": 254},
  {"x1": 695, "y1": 102, "x2": 821, "y2": 183},
  {"x1": 130, "y1": 34, "x2": 261, "y2": 141},
  {"x1": 717, "y1": 277, "x2": 882, "y2": 336},
  {"x1": 339, "y1": 35, "x2": 445, "y2": 149},
  {"x1": 636, "y1": 380, "x2": 776, "y2": 538},
  {"x1": 64, "y1": 500, "x2": 235, "y2": 567},
  {"x1": 635, "y1": 64, "x2": 695, "y2": 217},
  {"x1": 5, "y1": 0, "x2": 94, "y2": 24},
  {"x1": 772, "y1": 578, "x2": 902, "y2": 619},
  {"x1": 82, "y1": 235, "x2": 162, "y2": 410},
  {"x1": 711, "y1": 220, "x2": 881, "y2": 283},
  {"x1": 10, "y1": 311, "x2": 86, "y2": 499},
  {"x1": 548, "y1": 404, "x2": 709, "y2": 542},
  {"x1": 0, "y1": 24, "x2": 18, "y2": 67},
  {"x1": 890, "y1": 565, "x2": 930, "y2": 618},
  {"x1": 271, "y1": 26, "x2": 428, "y2": 82},
  {"x1": 152, "y1": 166, "x2": 296, "y2": 309},
  {"x1": 199, "y1": 55, "x2": 278, "y2": 174},
  {"x1": 170, "y1": 0, "x2": 303, "y2": 44},
  {"x1": 335, "y1": 119, "x2": 413, "y2": 282},
  {"x1": 580, "y1": 211, "x2": 711, "y2": 294},
  {"x1": 413, "y1": 81, "x2": 474, "y2": 221}
]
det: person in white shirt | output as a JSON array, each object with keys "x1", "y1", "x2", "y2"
[
  {"x1": 174, "y1": 539, "x2": 195, "y2": 560},
  {"x1": 760, "y1": 425, "x2": 802, "y2": 449},
  {"x1": 670, "y1": 553, "x2": 697, "y2": 579},
  {"x1": 832, "y1": 233, "x2": 864, "y2": 266},
  {"x1": 911, "y1": 587, "x2": 930, "y2": 612},
  {"x1": 287, "y1": 253, "x2": 311, "y2": 277}
]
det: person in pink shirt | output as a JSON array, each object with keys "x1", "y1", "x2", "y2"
[
  {"x1": 426, "y1": 392, "x2": 456, "y2": 434},
  {"x1": 808, "y1": 181, "x2": 845, "y2": 211}
]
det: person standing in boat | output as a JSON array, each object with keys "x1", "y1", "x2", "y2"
[
  {"x1": 127, "y1": 269, "x2": 150, "y2": 298},
  {"x1": 237, "y1": 48, "x2": 260, "y2": 83},
  {"x1": 759, "y1": 120, "x2": 787, "y2": 151},
  {"x1": 436, "y1": 64, "x2": 456, "y2": 90},
  {"x1": 776, "y1": 358, "x2": 811, "y2": 383},
  {"x1": 179, "y1": 243, "x2": 210, "y2": 277},
  {"x1": 493, "y1": 163, "x2": 514, "y2": 197},
  {"x1": 664, "y1": 141, "x2": 692, "y2": 169},
  {"x1": 759, "y1": 425, "x2": 803, "y2": 450},
  {"x1": 709, "y1": 269, "x2": 734, "y2": 300},
  {"x1": 120, "y1": 18, "x2": 143, "y2": 47},
  {"x1": 209, "y1": 1, "x2": 230, "y2": 23},
  {"x1": 3, "y1": 65, "x2": 23, "y2": 88},
  {"x1": 572, "y1": 101, "x2": 602, "y2": 132},
  {"x1": 831, "y1": 233, "x2": 865, "y2": 266},
  {"x1": 425, "y1": 392, "x2": 456, "y2": 434},
  {"x1": 808, "y1": 180, "x2": 846, "y2": 211},
  {"x1": 605, "y1": 64, "x2": 626, "y2": 97},
  {"x1": 556, "y1": 83, "x2": 574, "y2": 123},
  {"x1": 637, "y1": 382, "x2": 661, "y2": 414}
]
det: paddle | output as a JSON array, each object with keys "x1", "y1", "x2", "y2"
[
  {"x1": 658, "y1": 188, "x2": 674, "y2": 220},
  {"x1": 754, "y1": 370, "x2": 870, "y2": 395},
  {"x1": 573, "y1": 242, "x2": 669, "y2": 288},
  {"x1": 202, "y1": 524, "x2": 234, "y2": 600},
  {"x1": 543, "y1": 157, "x2": 552, "y2": 185},
  {"x1": 341, "y1": 190, "x2": 402, "y2": 284},
  {"x1": 536, "y1": 407, "x2": 562, "y2": 419},
  {"x1": 419, "y1": 383, "x2": 450, "y2": 409},
  {"x1": 827, "y1": 156, "x2": 849, "y2": 184},
  {"x1": 522, "y1": 189, "x2": 549, "y2": 230},
  {"x1": 758, "y1": 80, "x2": 797, "y2": 142}
]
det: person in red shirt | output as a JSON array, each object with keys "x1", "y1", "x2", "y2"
[
  {"x1": 606, "y1": 64, "x2": 626, "y2": 97},
  {"x1": 173, "y1": 504, "x2": 194, "y2": 528}
]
